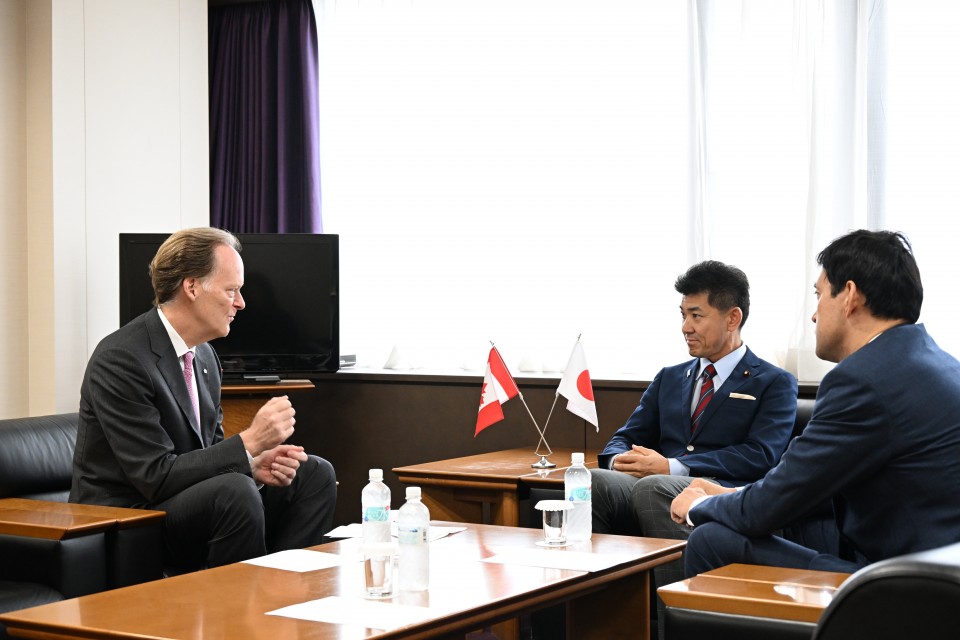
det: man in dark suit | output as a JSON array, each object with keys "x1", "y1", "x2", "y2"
[
  {"x1": 591, "y1": 261, "x2": 797, "y2": 637},
  {"x1": 71, "y1": 227, "x2": 337, "y2": 570},
  {"x1": 672, "y1": 230, "x2": 960, "y2": 575}
]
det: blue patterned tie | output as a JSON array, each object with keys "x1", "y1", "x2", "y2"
[{"x1": 691, "y1": 364, "x2": 717, "y2": 434}]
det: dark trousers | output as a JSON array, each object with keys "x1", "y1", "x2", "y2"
[
  {"x1": 156, "y1": 455, "x2": 337, "y2": 570},
  {"x1": 685, "y1": 521, "x2": 862, "y2": 577}
]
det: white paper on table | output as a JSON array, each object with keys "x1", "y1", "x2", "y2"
[
  {"x1": 326, "y1": 523, "x2": 364, "y2": 538},
  {"x1": 267, "y1": 595, "x2": 438, "y2": 630},
  {"x1": 481, "y1": 548, "x2": 633, "y2": 573},
  {"x1": 242, "y1": 549, "x2": 342, "y2": 572},
  {"x1": 326, "y1": 523, "x2": 466, "y2": 542}
]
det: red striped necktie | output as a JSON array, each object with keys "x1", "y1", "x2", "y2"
[{"x1": 691, "y1": 364, "x2": 717, "y2": 433}]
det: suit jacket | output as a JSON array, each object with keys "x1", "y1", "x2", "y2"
[
  {"x1": 691, "y1": 324, "x2": 960, "y2": 565},
  {"x1": 71, "y1": 310, "x2": 249, "y2": 508},
  {"x1": 599, "y1": 347, "x2": 797, "y2": 487}
]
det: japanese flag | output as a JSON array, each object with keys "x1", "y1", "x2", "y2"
[
  {"x1": 557, "y1": 341, "x2": 598, "y2": 430},
  {"x1": 475, "y1": 347, "x2": 521, "y2": 436}
]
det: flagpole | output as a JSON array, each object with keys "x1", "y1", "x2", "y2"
[
  {"x1": 536, "y1": 333, "x2": 583, "y2": 466},
  {"x1": 489, "y1": 341, "x2": 555, "y2": 467}
]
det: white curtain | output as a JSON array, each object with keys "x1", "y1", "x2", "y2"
[
  {"x1": 689, "y1": 0, "x2": 885, "y2": 380},
  {"x1": 316, "y1": 0, "x2": 960, "y2": 382}
]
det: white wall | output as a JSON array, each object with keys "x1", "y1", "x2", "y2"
[{"x1": 0, "y1": 0, "x2": 209, "y2": 418}]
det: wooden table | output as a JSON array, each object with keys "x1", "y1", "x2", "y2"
[
  {"x1": 0, "y1": 498, "x2": 164, "y2": 540},
  {"x1": 658, "y1": 563, "x2": 850, "y2": 624},
  {"x1": 0, "y1": 522, "x2": 684, "y2": 640},
  {"x1": 393, "y1": 448, "x2": 599, "y2": 527}
]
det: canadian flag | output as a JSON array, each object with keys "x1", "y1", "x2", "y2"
[
  {"x1": 557, "y1": 341, "x2": 598, "y2": 430},
  {"x1": 475, "y1": 347, "x2": 521, "y2": 436}
]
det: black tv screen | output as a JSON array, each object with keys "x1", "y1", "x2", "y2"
[{"x1": 119, "y1": 233, "x2": 339, "y2": 381}]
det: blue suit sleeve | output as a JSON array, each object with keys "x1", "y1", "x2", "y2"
[{"x1": 599, "y1": 369, "x2": 665, "y2": 468}]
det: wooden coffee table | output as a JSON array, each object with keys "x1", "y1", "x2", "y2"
[
  {"x1": 0, "y1": 521, "x2": 684, "y2": 640},
  {"x1": 393, "y1": 448, "x2": 599, "y2": 527}
]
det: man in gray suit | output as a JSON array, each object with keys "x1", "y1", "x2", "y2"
[{"x1": 71, "y1": 227, "x2": 337, "y2": 570}]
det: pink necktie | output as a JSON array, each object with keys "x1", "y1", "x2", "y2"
[
  {"x1": 691, "y1": 364, "x2": 717, "y2": 434},
  {"x1": 183, "y1": 351, "x2": 200, "y2": 424}
]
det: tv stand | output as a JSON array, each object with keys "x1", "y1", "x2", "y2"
[{"x1": 220, "y1": 379, "x2": 315, "y2": 439}]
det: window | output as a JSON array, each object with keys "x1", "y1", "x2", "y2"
[{"x1": 316, "y1": 0, "x2": 960, "y2": 380}]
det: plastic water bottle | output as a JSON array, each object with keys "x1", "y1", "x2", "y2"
[
  {"x1": 362, "y1": 468, "x2": 391, "y2": 543},
  {"x1": 397, "y1": 486, "x2": 430, "y2": 591},
  {"x1": 564, "y1": 452, "x2": 592, "y2": 541}
]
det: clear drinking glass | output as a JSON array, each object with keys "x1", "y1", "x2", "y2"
[
  {"x1": 362, "y1": 542, "x2": 397, "y2": 597},
  {"x1": 535, "y1": 500, "x2": 573, "y2": 546}
]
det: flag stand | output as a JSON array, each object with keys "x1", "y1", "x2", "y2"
[
  {"x1": 519, "y1": 394, "x2": 555, "y2": 468},
  {"x1": 530, "y1": 394, "x2": 560, "y2": 468}
]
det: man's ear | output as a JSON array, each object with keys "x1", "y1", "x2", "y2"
[
  {"x1": 843, "y1": 280, "x2": 863, "y2": 317},
  {"x1": 182, "y1": 277, "x2": 200, "y2": 301},
  {"x1": 727, "y1": 306, "x2": 743, "y2": 332}
]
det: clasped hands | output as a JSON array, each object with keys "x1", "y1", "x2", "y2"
[
  {"x1": 240, "y1": 395, "x2": 306, "y2": 487},
  {"x1": 612, "y1": 445, "x2": 671, "y2": 477}
]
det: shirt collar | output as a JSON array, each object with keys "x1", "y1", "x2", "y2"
[
  {"x1": 157, "y1": 307, "x2": 193, "y2": 359},
  {"x1": 699, "y1": 343, "x2": 747, "y2": 389}
]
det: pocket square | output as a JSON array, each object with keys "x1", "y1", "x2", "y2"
[{"x1": 729, "y1": 392, "x2": 756, "y2": 400}]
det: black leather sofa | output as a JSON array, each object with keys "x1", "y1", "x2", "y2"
[{"x1": 0, "y1": 413, "x2": 164, "y2": 639}]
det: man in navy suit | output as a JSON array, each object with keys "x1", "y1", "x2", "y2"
[
  {"x1": 672, "y1": 230, "x2": 960, "y2": 575},
  {"x1": 71, "y1": 228, "x2": 337, "y2": 570},
  {"x1": 591, "y1": 261, "x2": 797, "y2": 636}
]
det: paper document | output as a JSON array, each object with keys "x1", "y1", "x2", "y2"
[
  {"x1": 481, "y1": 548, "x2": 633, "y2": 572},
  {"x1": 242, "y1": 549, "x2": 342, "y2": 572},
  {"x1": 326, "y1": 523, "x2": 466, "y2": 542},
  {"x1": 267, "y1": 595, "x2": 438, "y2": 630}
]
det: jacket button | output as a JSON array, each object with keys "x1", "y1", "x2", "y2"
[{"x1": 686, "y1": 445, "x2": 695, "y2": 452}]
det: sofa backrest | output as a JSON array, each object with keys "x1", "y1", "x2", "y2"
[
  {"x1": 794, "y1": 397, "x2": 816, "y2": 439},
  {"x1": 0, "y1": 413, "x2": 78, "y2": 502}
]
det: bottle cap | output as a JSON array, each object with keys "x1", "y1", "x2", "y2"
[
  {"x1": 406, "y1": 486, "x2": 421, "y2": 500},
  {"x1": 369, "y1": 468, "x2": 383, "y2": 481},
  {"x1": 571, "y1": 452, "x2": 585, "y2": 465}
]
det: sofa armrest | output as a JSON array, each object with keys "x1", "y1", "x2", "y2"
[
  {"x1": 0, "y1": 499, "x2": 165, "y2": 590},
  {"x1": 0, "y1": 533, "x2": 107, "y2": 599}
]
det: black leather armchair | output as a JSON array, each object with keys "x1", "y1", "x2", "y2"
[
  {"x1": 0, "y1": 413, "x2": 164, "y2": 639},
  {"x1": 663, "y1": 541, "x2": 960, "y2": 640},
  {"x1": 812, "y1": 541, "x2": 960, "y2": 639}
]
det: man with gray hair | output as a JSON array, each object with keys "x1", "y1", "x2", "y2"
[{"x1": 71, "y1": 227, "x2": 337, "y2": 571}]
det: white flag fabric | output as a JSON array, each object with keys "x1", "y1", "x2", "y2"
[{"x1": 557, "y1": 342, "x2": 598, "y2": 430}]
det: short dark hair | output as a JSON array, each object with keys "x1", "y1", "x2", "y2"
[
  {"x1": 817, "y1": 229, "x2": 922, "y2": 323},
  {"x1": 675, "y1": 260, "x2": 750, "y2": 329},
  {"x1": 150, "y1": 227, "x2": 242, "y2": 306}
]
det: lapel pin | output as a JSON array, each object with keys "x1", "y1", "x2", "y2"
[
  {"x1": 743, "y1": 370, "x2": 750, "y2": 376},
  {"x1": 203, "y1": 369, "x2": 208, "y2": 374}
]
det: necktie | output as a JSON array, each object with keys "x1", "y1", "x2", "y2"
[
  {"x1": 691, "y1": 364, "x2": 717, "y2": 433},
  {"x1": 182, "y1": 351, "x2": 200, "y2": 425}
]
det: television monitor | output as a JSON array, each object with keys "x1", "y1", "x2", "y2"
[{"x1": 119, "y1": 232, "x2": 339, "y2": 381}]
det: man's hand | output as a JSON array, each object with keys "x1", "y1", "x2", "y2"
[
  {"x1": 612, "y1": 445, "x2": 670, "y2": 477},
  {"x1": 252, "y1": 444, "x2": 307, "y2": 487},
  {"x1": 688, "y1": 477, "x2": 736, "y2": 496},
  {"x1": 239, "y1": 396, "x2": 296, "y2": 456},
  {"x1": 671, "y1": 480, "x2": 739, "y2": 524}
]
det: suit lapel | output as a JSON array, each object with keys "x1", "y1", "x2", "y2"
[
  {"x1": 193, "y1": 347, "x2": 218, "y2": 447},
  {"x1": 681, "y1": 359, "x2": 698, "y2": 427},
  {"x1": 145, "y1": 311, "x2": 205, "y2": 446}
]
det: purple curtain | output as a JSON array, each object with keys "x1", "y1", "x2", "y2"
[{"x1": 209, "y1": 0, "x2": 322, "y2": 233}]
